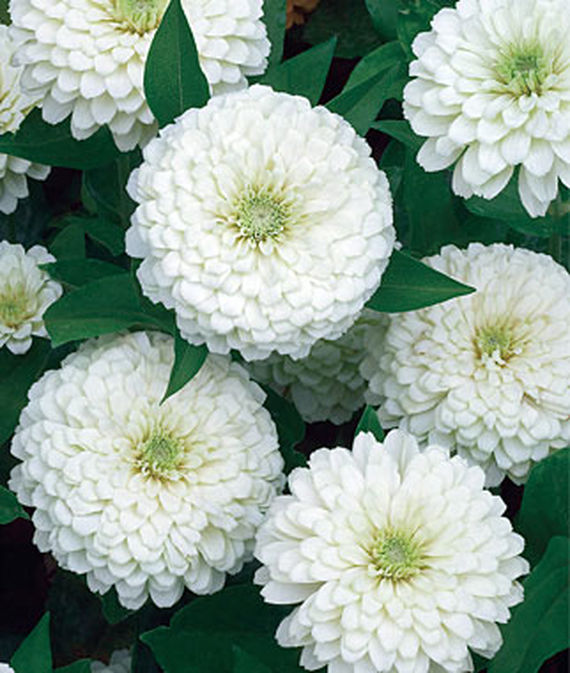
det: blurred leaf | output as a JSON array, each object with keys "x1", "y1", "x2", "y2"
[
  {"x1": 372, "y1": 119, "x2": 422, "y2": 151},
  {"x1": 263, "y1": 0, "x2": 287, "y2": 68},
  {"x1": 260, "y1": 38, "x2": 337, "y2": 105},
  {"x1": 262, "y1": 385, "x2": 306, "y2": 472},
  {"x1": 355, "y1": 406, "x2": 384, "y2": 441},
  {"x1": 516, "y1": 448, "x2": 569, "y2": 566},
  {"x1": 144, "y1": 0, "x2": 209, "y2": 127},
  {"x1": 366, "y1": 249, "x2": 475, "y2": 312},
  {"x1": 11, "y1": 613, "x2": 52, "y2": 673},
  {"x1": 345, "y1": 41, "x2": 404, "y2": 90},
  {"x1": 0, "y1": 485, "x2": 29, "y2": 524},
  {"x1": 44, "y1": 275, "x2": 175, "y2": 346},
  {"x1": 43, "y1": 259, "x2": 124, "y2": 289},
  {"x1": 99, "y1": 587, "x2": 133, "y2": 625},
  {"x1": 0, "y1": 339, "x2": 51, "y2": 445},
  {"x1": 233, "y1": 647, "x2": 272, "y2": 673},
  {"x1": 0, "y1": 1, "x2": 8, "y2": 24},
  {"x1": 161, "y1": 331, "x2": 208, "y2": 403},
  {"x1": 488, "y1": 537, "x2": 570, "y2": 673},
  {"x1": 0, "y1": 109, "x2": 119, "y2": 169},
  {"x1": 55, "y1": 661, "x2": 92, "y2": 673},
  {"x1": 49, "y1": 222, "x2": 86, "y2": 260},
  {"x1": 364, "y1": 0, "x2": 398, "y2": 40}
]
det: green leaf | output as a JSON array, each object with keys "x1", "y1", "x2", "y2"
[
  {"x1": 262, "y1": 385, "x2": 306, "y2": 472},
  {"x1": 49, "y1": 222, "x2": 86, "y2": 260},
  {"x1": 0, "y1": 485, "x2": 29, "y2": 524},
  {"x1": 80, "y1": 216, "x2": 126, "y2": 256},
  {"x1": 0, "y1": 1, "x2": 8, "y2": 24},
  {"x1": 364, "y1": 0, "x2": 398, "y2": 40},
  {"x1": 371, "y1": 119, "x2": 422, "y2": 152},
  {"x1": 397, "y1": 0, "x2": 452, "y2": 59},
  {"x1": 327, "y1": 64, "x2": 406, "y2": 135},
  {"x1": 516, "y1": 448, "x2": 569, "y2": 566},
  {"x1": 161, "y1": 332, "x2": 208, "y2": 403},
  {"x1": 345, "y1": 41, "x2": 405, "y2": 91},
  {"x1": 100, "y1": 587, "x2": 133, "y2": 625},
  {"x1": 144, "y1": 0, "x2": 209, "y2": 128},
  {"x1": 355, "y1": 406, "x2": 384, "y2": 441},
  {"x1": 0, "y1": 109, "x2": 119, "y2": 169},
  {"x1": 233, "y1": 647, "x2": 272, "y2": 673},
  {"x1": 43, "y1": 259, "x2": 125, "y2": 289},
  {"x1": 260, "y1": 38, "x2": 337, "y2": 105},
  {"x1": 11, "y1": 613, "x2": 52, "y2": 673},
  {"x1": 0, "y1": 339, "x2": 51, "y2": 445},
  {"x1": 55, "y1": 661, "x2": 92, "y2": 673},
  {"x1": 44, "y1": 274, "x2": 175, "y2": 346},
  {"x1": 488, "y1": 536, "x2": 570, "y2": 673},
  {"x1": 366, "y1": 250, "x2": 476, "y2": 312},
  {"x1": 263, "y1": 0, "x2": 287, "y2": 68}
]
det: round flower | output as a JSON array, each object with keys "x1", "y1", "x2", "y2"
[
  {"x1": 403, "y1": 0, "x2": 570, "y2": 218},
  {"x1": 126, "y1": 85, "x2": 395, "y2": 361},
  {"x1": 0, "y1": 665, "x2": 14, "y2": 673},
  {"x1": 92, "y1": 650, "x2": 131, "y2": 673},
  {"x1": 9, "y1": 0, "x2": 270, "y2": 151},
  {"x1": 0, "y1": 241, "x2": 62, "y2": 355},
  {"x1": 249, "y1": 310, "x2": 387, "y2": 424},
  {"x1": 9, "y1": 331, "x2": 284, "y2": 609},
  {"x1": 361, "y1": 243, "x2": 570, "y2": 486},
  {"x1": 0, "y1": 25, "x2": 50, "y2": 214},
  {"x1": 255, "y1": 430, "x2": 529, "y2": 673}
]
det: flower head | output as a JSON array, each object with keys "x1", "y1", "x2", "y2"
[
  {"x1": 0, "y1": 25, "x2": 50, "y2": 214},
  {"x1": 126, "y1": 85, "x2": 395, "y2": 361},
  {"x1": 9, "y1": 0, "x2": 270, "y2": 150},
  {"x1": 403, "y1": 0, "x2": 570, "y2": 217},
  {"x1": 0, "y1": 665, "x2": 14, "y2": 673},
  {"x1": 361, "y1": 243, "x2": 570, "y2": 486},
  {"x1": 249, "y1": 310, "x2": 387, "y2": 424},
  {"x1": 255, "y1": 430, "x2": 529, "y2": 673},
  {"x1": 9, "y1": 331, "x2": 284, "y2": 609},
  {"x1": 0, "y1": 242, "x2": 62, "y2": 355}
]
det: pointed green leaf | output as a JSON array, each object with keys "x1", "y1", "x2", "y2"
[
  {"x1": 371, "y1": 119, "x2": 422, "y2": 152},
  {"x1": 260, "y1": 38, "x2": 336, "y2": 105},
  {"x1": 355, "y1": 406, "x2": 384, "y2": 441},
  {"x1": 345, "y1": 41, "x2": 404, "y2": 91},
  {"x1": 43, "y1": 259, "x2": 124, "y2": 289},
  {"x1": 366, "y1": 250, "x2": 475, "y2": 313},
  {"x1": 161, "y1": 332, "x2": 208, "y2": 403},
  {"x1": 144, "y1": 0, "x2": 209, "y2": 128},
  {"x1": 11, "y1": 613, "x2": 52, "y2": 673},
  {"x1": 0, "y1": 486, "x2": 29, "y2": 524},
  {"x1": 262, "y1": 0, "x2": 287, "y2": 68}
]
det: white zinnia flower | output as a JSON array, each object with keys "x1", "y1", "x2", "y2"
[
  {"x1": 92, "y1": 649, "x2": 131, "y2": 673},
  {"x1": 9, "y1": 0, "x2": 270, "y2": 151},
  {"x1": 249, "y1": 310, "x2": 388, "y2": 424},
  {"x1": 0, "y1": 665, "x2": 15, "y2": 673},
  {"x1": 0, "y1": 241, "x2": 62, "y2": 355},
  {"x1": 403, "y1": 0, "x2": 570, "y2": 217},
  {"x1": 255, "y1": 430, "x2": 529, "y2": 673},
  {"x1": 9, "y1": 331, "x2": 284, "y2": 609},
  {"x1": 0, "y1": 25, "x2": 50, "y2": 214},
  {"x1": 361, "y1": 243, "x2": 570, "y2": 486},
  {"x1": 126, "y1": 85, "x2": 395, "y2": 361}
]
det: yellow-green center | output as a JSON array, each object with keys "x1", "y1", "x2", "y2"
[
  {"x1": 495, "y1": 42, "x2": 549, "y2": 96},
  {"x1": 111, "y1": 0, "x2": 168, "y2": 33},
  {"x1": 476, "y1": 324, "x2": 519, "y2": 362},
  {"x1": 370, "y1": 529, "x2": 426, "y2": 581},
  {"x1": 136, "y1": 431, "x2": 184, "y2": 478},
  {"x1": 0, "y1": 288, "x2": 31, "y2": 328},
  {"x1": 234, "y1": 186, "x2": 291, "y2": 243}
]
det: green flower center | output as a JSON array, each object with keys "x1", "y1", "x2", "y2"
[
  {"x1": 370, "y1": 529, "x2": 426, "y2": 581},
  {"x1": 0, "y1": 288, "x2": 32, "y2": 328},
  {"x1": 136, "y1": 430, "x2": 184, "y2": 479},
  {"x1": 111, "y1": 0, "x2": 168, "y2": 33},
  {"x1": 475, "y1": 324, "x2": 520, "y2": 362},
  {"x1": 495, "y1": 42, "x2": 550, "y2": 96},
  {"x1": 233, "y1": 186, "x2": 291, "y2": 243}
]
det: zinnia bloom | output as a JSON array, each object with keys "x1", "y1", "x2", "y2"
[
  {"x1": 403, "y1": 0, "x2": 570, "y2": 217},
  {"x1": 361, "y1": 243, "x2": 570, "y2": 486},
  {"x1": 9, "y1": 331, "x2": 283, "y2": 609},
  {"x1": 255, "y1": 430, "x2": 529, "y2": 673},
  {"x1": 9, "y1": 0, "x2": 270, "y2": 150},
  {"x1": 126, "y1": 85, "x2": 395, "y2": 361},
  {"x1": 0, "y1": 242, "x2": 62, "y2": 355},
  {"x1": 0, "y1": 25, "x2": 49, "y2": 214}
]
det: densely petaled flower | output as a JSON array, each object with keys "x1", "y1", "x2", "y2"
[
  {"x1": 403, "y1": 0, "x2": 570, "y2": 217},
  {"x1": 249, "y1": 310, "x2": 387, "y2": 424},
  {"x1": 9, "y1": 331, "x2": 284, "y2": 609},
  {"x1": 0, "y1": 241, "x2": 62, "y2": 355},
  {"x1": 92, "y1": 650, "x2": 131, "y2": 673},
  {"x1": 0, "y1": 25, "x2": 50, "y2": 214},
  {"x1": 286, "y1": 0, "x2": 321, "y2": 28},
  {"x1": 255, "y1": 430, "x2": 529, "y2": 673},
  {"x1": 9, "y1": 0, "x2": 270, "y2": 151},
  {"x1": 126, "y1": 85, "x2": 395, "y2": 361},
  {"x1": 0, "y1": 665, "x2": 14, "y2": 673},
  {"x1": 361, "y1": 243, "x2": 570, "y2": 486}
]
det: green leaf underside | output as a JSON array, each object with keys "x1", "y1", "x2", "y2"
[
  {"x1": 516, "y1": 448, "x2": 570, "y2": 566},
  {"x1": 260, "y1": 37, "x2": 337, "y2": 105},
  {"x1": 355, "y1": 406, "x2": 384, "y2": 441},
  {"x1": 366, "y1": 249, "x2": 475, "y2": 312},
  {"x1": 11, "y1": 613, "x2": 52, "y2": 673},
  {"x1": 0, "y1": 109, "x2": 119, "y2": 169},
  {"x1": 261, "y1": 385, "x2": 306, "y2": 472},
  {"x1": 488, "y1": 537, "x2": 570, "y2": 673},
  {"x1": 161, "y1": 332, "x2": 208, "y2": 403},
  {"x1": 144, "y1": 0, "x2": 209, "y2": 128},
  {"x1": 0, "y1": 485, "x2": 29, "y2": 524},
  {"x1": 43, "y1": 274, "x2": 174, "y2": 346}
]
